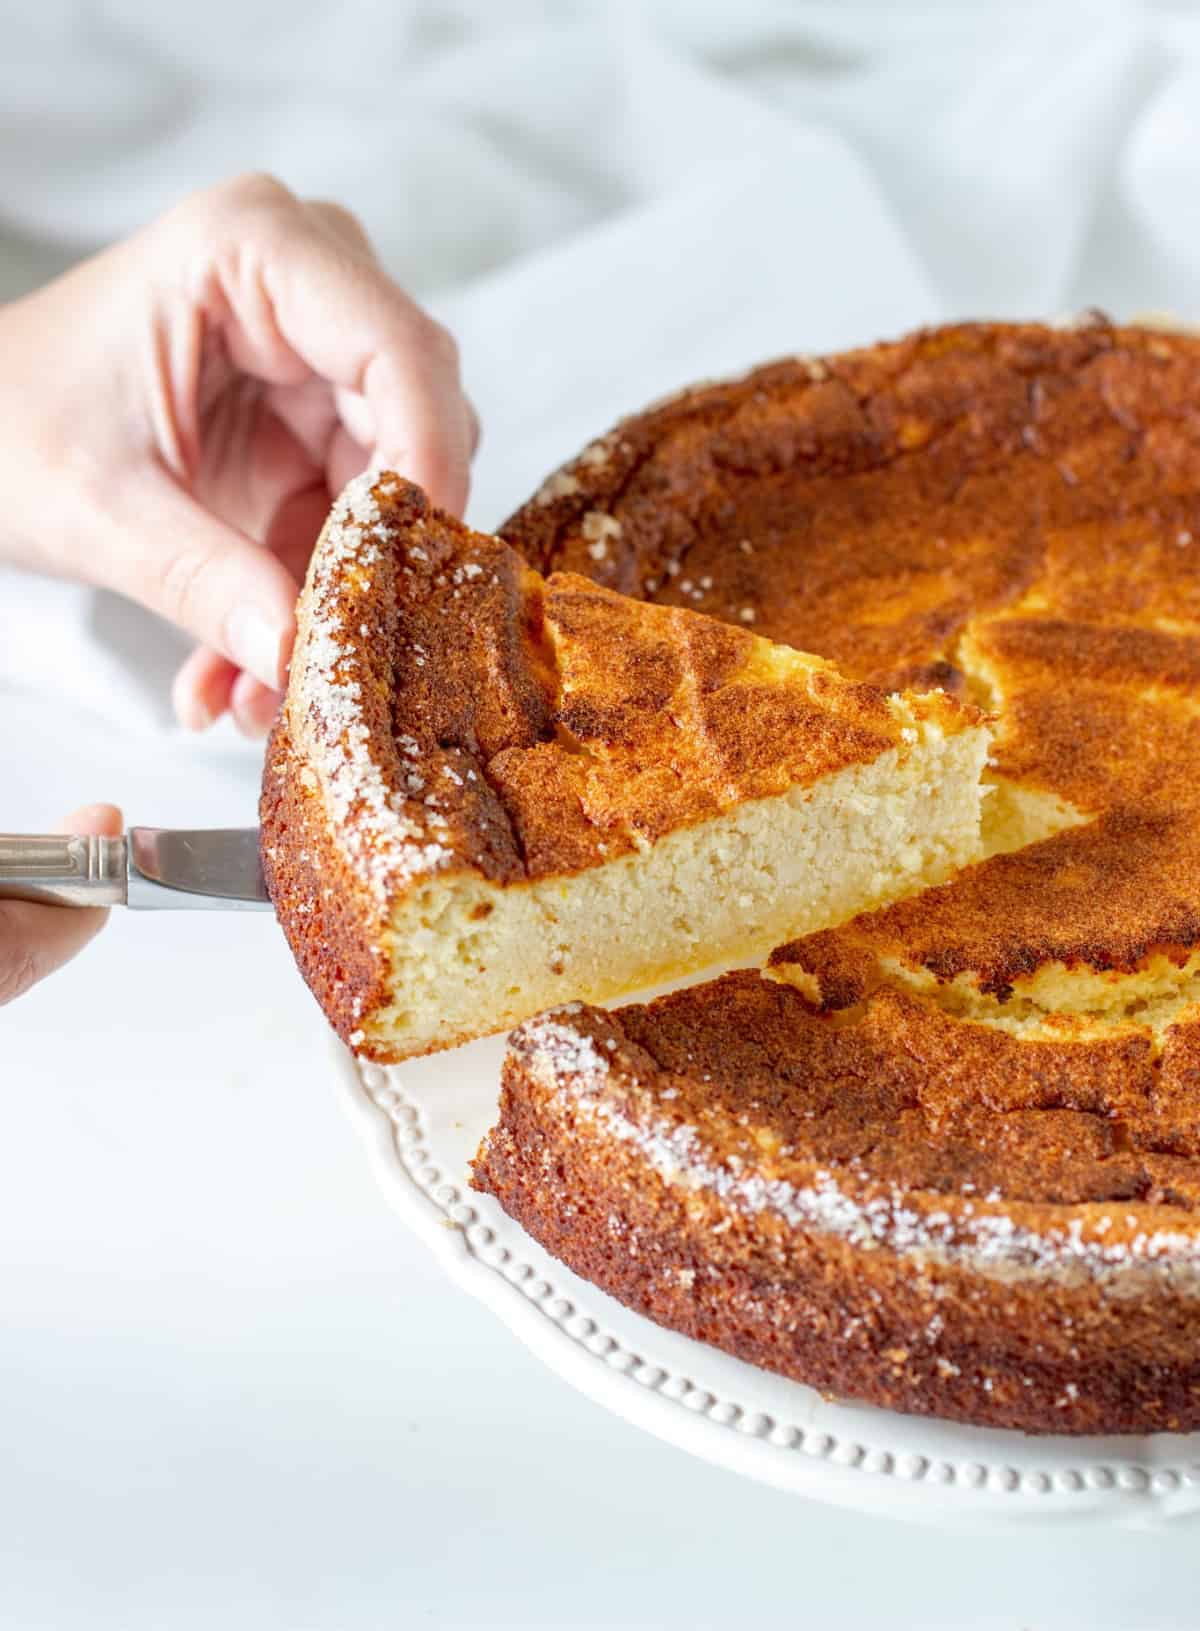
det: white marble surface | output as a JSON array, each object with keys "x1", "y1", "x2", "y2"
[{"x1": 0, "y1": 703, "x2": 1195, "y2": 1629}]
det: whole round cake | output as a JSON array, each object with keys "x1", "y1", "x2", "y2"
[{"x1": 474, "y1": 319, "x2": 1200, "y2": 1436}]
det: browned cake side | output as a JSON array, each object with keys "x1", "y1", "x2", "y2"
[
  {"x1": 475, "y1": 983, "x2": 1200, "y2": 1435},
  {"x1": 476, "y1": 318, "x2": 1200, "y2": 1434}
]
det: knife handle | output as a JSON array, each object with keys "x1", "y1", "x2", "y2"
[{"x1": 0, "y1": 833, "x2": 127, "y2": 907}]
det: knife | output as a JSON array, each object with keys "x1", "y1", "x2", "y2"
[{"x1": 0, "y1": 829, "x2": 270, "y2": 910}]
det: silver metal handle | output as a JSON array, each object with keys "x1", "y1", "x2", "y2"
[
  {"x1": 0, "y1": 827, "x2": 270, "y2": 910},
  {"x1": 0, "y1": 833, "x2": 127, "y2": 907}
]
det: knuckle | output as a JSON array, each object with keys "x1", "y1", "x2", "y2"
[
  {"x1": 307, "y1": 198, "x2": 371, "y2": 248},
  {"x1": 157, "y1": 545, "x2": 219, "y2": 632},
  {"x1": 423, "y1": 319, "x2": 460, "y2": 373},
  {"x1": 177, "y1": 173, "x2": 296, "y2": 242},
  {"x1": 159, "y1": 172, "x2": 297, "y2": 258},
  {"x1": 219, "y1": 171, "x2": 295, "y2": 215}
]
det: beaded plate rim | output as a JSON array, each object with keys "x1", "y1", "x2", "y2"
[{"x1": 337, "y1": 1042, "x2": 1200, "y2": 1527}]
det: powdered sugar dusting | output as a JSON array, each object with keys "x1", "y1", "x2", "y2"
[
  {"x1": 579, "y1": 436, "x2": 617, "y2": 468},
  {"x1": 580, "y1": 510, "x2": 622, "y2": 561},
  {"x1": 292, "y1": 472, "x2": 454, "y2": 901},
  {"x1": 522, "y1": 1007, "x2": 612, "y2": 1085},
  {"x1": 533, "y1": 468, "x2": 582, "y2": 505},
  {"x1": 537, "y1": 1038, "x2": 1200, "y2": 1297}
]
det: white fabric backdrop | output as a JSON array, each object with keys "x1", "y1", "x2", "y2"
[{"x1": 3, "y1": 0, "x2": 1200, "y2": 735}]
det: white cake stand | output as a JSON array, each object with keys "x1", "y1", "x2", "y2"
[{"x1": 335, "y1": 1035, "x2": 1200, "y2": 1529}]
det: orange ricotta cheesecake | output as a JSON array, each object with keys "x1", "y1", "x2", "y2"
[{"x1": 474, "y1": 318, "x2": 1200, "y2": 1435}]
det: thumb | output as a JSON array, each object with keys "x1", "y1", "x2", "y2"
[
  {"x1": 100, "y1": 470, "x2": 299, "y2": 690},
  {"x1": 0, "y1": 804, "x2": 123, "y2": 1007}
]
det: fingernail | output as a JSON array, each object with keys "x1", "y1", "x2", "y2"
[
  {"x1": 235, "y1": 710, "x2": 272, "y2": 742},
  {"x1": 227, "y1": 607, "x2": 285, "y2": 689},
  {"x1": 170, "y1": 670, "x2": 216, "y2": 732}
]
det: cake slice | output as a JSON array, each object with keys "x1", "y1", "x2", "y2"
[{"x1": 261, "y1": 471, "x2": 990, "y2": 1060}]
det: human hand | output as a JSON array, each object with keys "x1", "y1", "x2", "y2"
[
  {"x1": 0, "y1": 173, "x2": 477, "y2": 736},
  {"x1": 0, "y1": 805, "x2": 123, "y2": 1005}
]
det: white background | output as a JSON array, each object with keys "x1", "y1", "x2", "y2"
[{"x1": 4, "y1": 3, "x2": 1200, "y2": 1625}]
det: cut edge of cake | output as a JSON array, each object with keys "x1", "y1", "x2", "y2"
[{"x1": 369, "y1": 701, "x2": 990, "y2": 1057}]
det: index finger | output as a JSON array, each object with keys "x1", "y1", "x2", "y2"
[{"x1": 199, "y1": 184, "x2": 474, "y2": 514}]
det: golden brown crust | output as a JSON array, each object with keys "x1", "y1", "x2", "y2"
[
  {"x1": 503, "y1": 321, "x2": 1200, "y2": 682},
  {"x1": 281, "y1": 474, "x2": 532, "y2": 901},
  {"x1": 262, "y1": 475, "x2": 534, "y2": 1048},
  {"x1": 260, "y1": 717, "x2": 391, "y2": 1047}
]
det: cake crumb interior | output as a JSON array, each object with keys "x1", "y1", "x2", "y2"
[{"x1": 368, "y1": 718, "x2": 988, "y2": 1056}]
